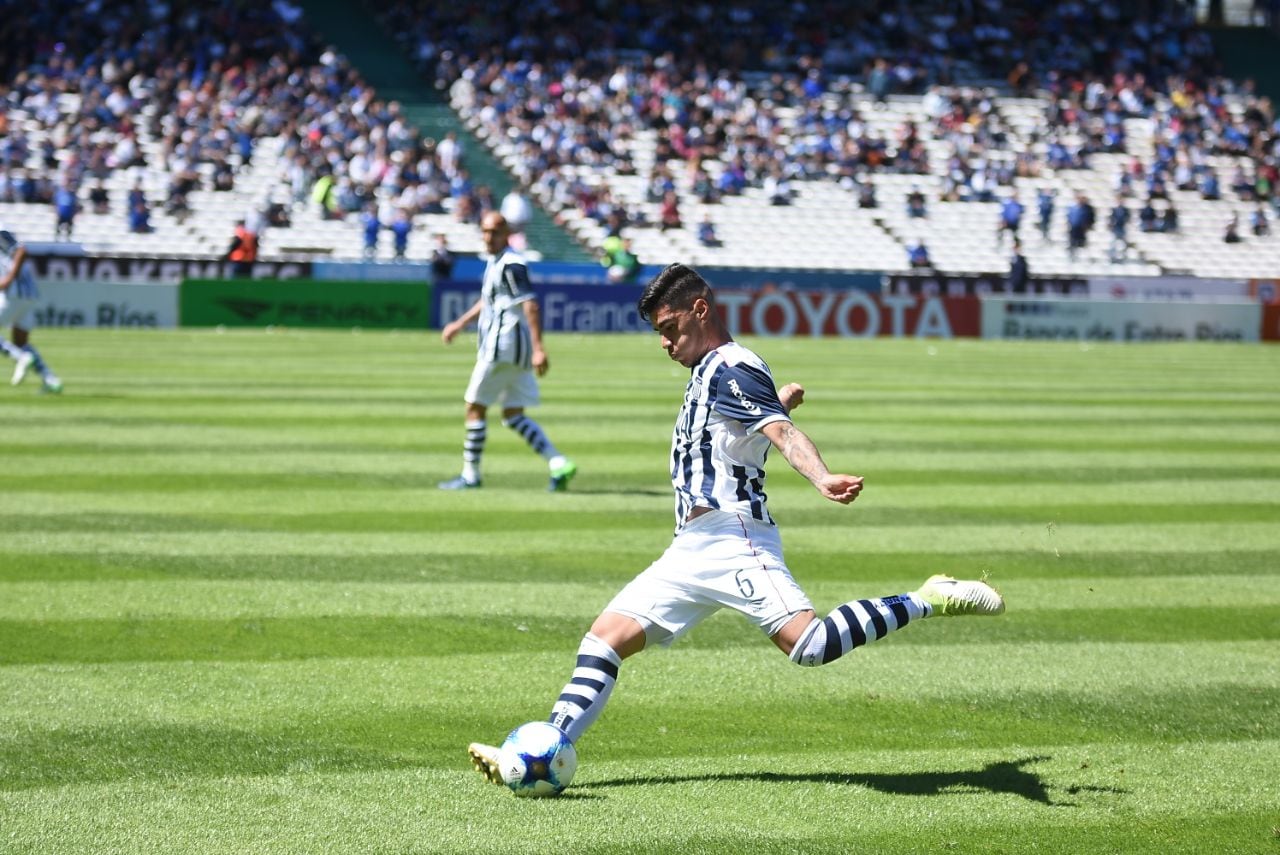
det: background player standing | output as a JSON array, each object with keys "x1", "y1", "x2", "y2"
[
  {"x1": 0, "y1": 230, "x2": 62, "y2": 394},
  {"x1": 438, "y1": 211, "x2": 576, "y2": 491},
  {"x1": 468, "y1": 263, "x2": 1004, "y2": 782}
]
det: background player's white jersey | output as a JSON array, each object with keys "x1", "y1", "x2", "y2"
[
  {"x1": 671, "y1": 341, "x2": 791, "y2": 530},
  {"x1": 0, "y1": 232, "x2": 38, "y2": 299},
  {"x1": 477, "y1": 247, "x2": 534, "y2": 368}
]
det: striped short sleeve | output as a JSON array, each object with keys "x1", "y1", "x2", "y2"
[{"x1": 707, "y1": 360, "x2": 789, "y2": 432}]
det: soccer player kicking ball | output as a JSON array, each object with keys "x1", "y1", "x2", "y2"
[{"x1": 469, "y1": 263, "x2": 1004, "y2": 784}]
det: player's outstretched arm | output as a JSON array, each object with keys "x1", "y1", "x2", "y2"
[
  {"x1": 761, "y1": 419, "x2": 863, "y2": 504},
  {"x1": 441, "y1": 297, "x2": 483, "y2": 344}
]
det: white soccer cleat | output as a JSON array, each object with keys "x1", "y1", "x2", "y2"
[
  {"x1": 438, "y1": 475, "x2": 481, "y2": 490},
  {"x1": 468, "y1": 742, "x2": 505, "y2": 786},
  {"x1": 916, "y1": 574, "x2": 1005, "y2": 616},
  {"x1": 11, "y1": 351, "x2": 33, "y2": 386}
]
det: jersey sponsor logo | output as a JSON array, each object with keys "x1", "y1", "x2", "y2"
[{"x1": 727, "y1": 377, "x2": 761, "y2": 415}]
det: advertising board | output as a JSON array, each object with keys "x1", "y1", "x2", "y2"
[
  {"x1": 1262, "y1": 304, "x2": 1280, "y2": 342},
  {"x1": 29, "y1": 280, "x2": 179, "y2": 328},
  {"x1": 981, "y1": 298, "x2": 1261, "y2": 342},
  {"x1": 31, "y1": 254, "x2": 311, "y2": 283},
  {"x1": 885, "y1": 273, "x2": 1087, "y2": 296},
  {"x1": 435, "y1": 283, "x2": 978, "y2": 337},
  {"x1": 435, "y1": 284, "x2": 648, "y2": 332},
  {"x1": 1085, "y1": 275, "x2": 1251, "y2": 301},
  {"x1": 716, "y1": 289, "x2": 979, "y2": 337},
  {"x1": 181, "y1": 279, "x2": 431, "y2": 328}
]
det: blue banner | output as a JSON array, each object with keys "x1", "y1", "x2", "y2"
[{"x1": 436, "y1": 283, "x2": 647, "y2": 332}]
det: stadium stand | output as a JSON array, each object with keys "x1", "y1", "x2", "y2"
[
  {"x1": 1, "y1": 0, "x2": 1276, "y2": 279},
  {"x1": 0, "y1": 0, "x2": 507, "y2": 265},
  {"x1": 402, "y1": 0, "x2": 1280, "y2": 277}
]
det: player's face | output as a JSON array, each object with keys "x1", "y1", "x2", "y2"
[
  {"x1": 651, "y1": 298, "x2": 711, "y2": 367},
  {"x1": 480, "y1": 218, "x2": 509, "y2": 254}
]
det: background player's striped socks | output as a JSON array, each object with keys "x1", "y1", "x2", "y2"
[
  {"x1": 503, "y1": 413, "x2": 558, "y2": 459},
  {"x1": 790, "y1": 594, "x2": 928, "y2": 667},
  {"x1": 548, "y1": 633, "x2": 621, "y2": 744},
  {"x1": 462, "y1": 420, "x2": 485, "y2": 483},
  {"x1": 22, "y1": 344, "x2": 49, "y2": 378}
]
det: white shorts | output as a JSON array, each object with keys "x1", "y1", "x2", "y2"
[
  {"x1": 604, "y1": 509, "x2": 814, "y2": 645},
  {"x1": 0, "y1": 291, "x2": 37, "y2": 330},
  {"x1": 463, "y1": 359, "x2": 540, "y2": 409}
]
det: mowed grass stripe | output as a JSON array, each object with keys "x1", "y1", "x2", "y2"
[
  {"x1": 3, "y1": 509, "x2": 670, "y2": 534},
  {"x1": 3, "y1": 647, "x2": 1275, "y2": 797},
  {"x1": 5, "y1": 644, "x2": 1274, "y2": 729},
  {"x1": 3, "y1": 575, "x2": 1278, "y2": 620},
  {"x1": 5, "y1": 414, "x2": 1280, "y2": 449},
  {"x1": 2, "y1": 690, "x2": 1275, "y2": 794},
  {"x1": 7, "y1": 400, "x2": 1280, "y2": 424},
  {"x1": 5, "y1": 466, "x2": 1280, "y2": 493},
  {"x1": 1, "y1": 521, "x2": 1275, "y2": 554},
  {"x1": 4, "y1": 477, "x2": 1279, "y2": 515},
  {"x1": 3, "y1": 606, "x2": 1278, "y2": 665},
  {"x1": 5, "y1": 639, "x2": 1274, "y2": 727},
  {"x1": 0, "y1": 743, "x2": 1275, "y2": 855},
  {"x1": 3, "y1": 447, "x2": 1276, "y2": 476},
  {"x1": 2, "y1": 549, "x2": 1273, "y2": 584},
  {"x1": 4, "y1": 501, "x2": 1277, "y2": 534}
]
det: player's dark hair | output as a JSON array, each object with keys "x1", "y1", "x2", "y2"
[{"x1": 638, "y1": 263, "x2": 713, "y2": 323}]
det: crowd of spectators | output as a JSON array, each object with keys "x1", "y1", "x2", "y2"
[
  {"x1": 0, "y1": 1, "x2": 313, "y2": 233},
  {"x1": 0, "y1": 0, "x2": 1276, "y2": 266},
  {"x1": 0, "y1": 0, "x2": 501, "y2": 258},
  {"x1": 370, "y1": 0, "x2": 1279, "y2": 258}
]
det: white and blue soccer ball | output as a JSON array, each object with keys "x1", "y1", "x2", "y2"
[{"x1": 498, "y1": 721, "x2": 577, "y2": 797}]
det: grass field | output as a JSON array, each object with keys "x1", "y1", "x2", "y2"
[{"x1": 1, "y1": 327, "x2": 1277, "y2": 854}]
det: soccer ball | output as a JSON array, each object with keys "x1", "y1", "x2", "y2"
[{"x1": 498, "y1": 721, "x2": 577, "y2": 797}]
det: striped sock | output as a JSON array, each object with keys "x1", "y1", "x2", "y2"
[
  {"x1": 22, "y1": 345, "x2": 49, "y2": 377},
  {"x1": 462, "y1": 420, "x2": 485, "y2": 483},
  {"x1": 790, "y1": 593, "x2": 928, "y2": 667},
  {"x1": 548, "y1": 633, "x2": 621, "y2": 744},
  {"x1": 503, "y1": 414, "x2": 559, "y2": 460}
]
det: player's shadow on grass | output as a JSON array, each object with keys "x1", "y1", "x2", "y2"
[{"x1": 586, "y1": 756, "x2": 1127, "y2": 806}]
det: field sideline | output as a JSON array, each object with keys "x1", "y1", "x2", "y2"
[{"x1": 1, "y1": 328, "x2": 1277, "y2": 855}]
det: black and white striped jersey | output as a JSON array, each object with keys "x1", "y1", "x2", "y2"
[
  {"x1": 477, "y1": 247, "x2": 534, "y2": 367},
  {"x1": 670, "y1": 342, "x2": 791, "y2": 530},
  {"x1": 0, "y1": 232, "x2": 38, "y2": 299}
]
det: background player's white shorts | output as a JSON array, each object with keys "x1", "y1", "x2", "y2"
[
  {"x1": 463, "y1": 359, "x2": 540, "y2": 409},
  {"x1": 0, "y1": 291, "x2": 37, "y2": 329},
  {"x1": 604, "y1": 509, "x2": 814, "y2": 645}
]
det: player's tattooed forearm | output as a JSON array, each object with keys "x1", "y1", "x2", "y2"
[{"x1": 778, "y1": 424, "x2": 828, "y2": 482}]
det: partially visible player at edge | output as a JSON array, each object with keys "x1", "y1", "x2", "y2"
[
  {"x1": 0, "y1": 229, "x2": 62, "y2": 393},
  {"x1": 468, "y1": 263, "x2": 1004, "y2": 784},
  {"x1": 438, "y1": 211, "x2": 576, "y2": 491}
]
